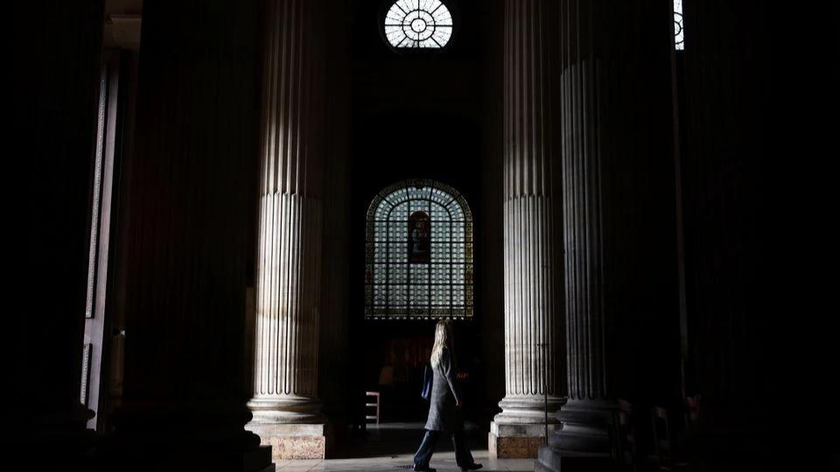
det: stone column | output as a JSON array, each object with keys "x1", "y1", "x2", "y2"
[
  {"x1": 14, "y1": 0, "x2": 104, "y2": 466},
  {"x1": 246, "y1": 0, "x2": 329, "y2": 460},
  {"x1": 101, "y1": 0, "x2": 273, "y2": 469},
  {"x1": 537, "y1": 0, "x2": 680, "y2": 471},
  {"x1": 490, "y1": 0, "x2": 567, "y2": 459},
  {"x1": 318, "y1": 0, "x2": 351, "y2": 425}
]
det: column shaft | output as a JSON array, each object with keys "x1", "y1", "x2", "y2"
[
  {"x1": 538, "y1": 0, "x2": 680, "y2": 470},
  {"x1": 102, "y1": 0, "x2": 273, "y2": 470},
  {"x1": 491, "y1": 0, "x2": 566, "y2": 459},
  {"x1": 246, "y1": 0, "x2": 330, "y2": 460}
]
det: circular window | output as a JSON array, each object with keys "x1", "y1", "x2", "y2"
[{"x1": 384, "y1": 0, "x2": 453, "y2": 49}]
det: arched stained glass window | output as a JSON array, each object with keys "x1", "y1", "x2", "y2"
[
  {"x1": 384, "y1": 0, "x2": 453, "y2": 49},
  {"x1": 366, "y1": 179, "x2": 474, "y2": 319}
]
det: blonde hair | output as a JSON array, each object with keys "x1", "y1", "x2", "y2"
[{"x1": 430, "y1": 320, "x2": 453, "y2": 368}]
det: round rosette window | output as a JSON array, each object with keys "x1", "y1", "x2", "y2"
[{"x1": 384, "y1": 0, "x2": 453, "y2": 49}]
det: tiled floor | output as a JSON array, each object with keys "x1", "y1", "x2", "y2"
[{"x1": 271, "y1": 423, "x2": 536, "y2": 472}]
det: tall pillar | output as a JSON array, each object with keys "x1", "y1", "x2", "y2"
[
  {"x1": 99, "y1": 0, "x2": 274, "y2": 470},
  {"x1": 318, "y1": 0, "x2": 351, "y2": 428},
  {"x1": 14, "y1": 0, "x2": 104, "y2": 466},
  {"x1": 537, "y1": 0, "x2": 680, "y2": 471},
  {"x1": 490, "y1": 0, "x2": 567, "y2": 459},
  {"x1": 246, "y1": 0, "x2": 329, "y2": 460}
]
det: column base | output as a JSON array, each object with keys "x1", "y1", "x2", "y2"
[
  {"x1": 489, "y1": 422, "x2": 559, "y2": 459},
  {"x1": 548, "y1": 399, "x2": 614, "y2": 454},
  {"x1": 489, "y1": 395, "x2": 566, "y2": 458},
  {"x1": 246, "y1": 423, "x2": 331, "y2": 460},
  {"x1": 536, "y1": 400, "x2": 615, "y2": 471}
]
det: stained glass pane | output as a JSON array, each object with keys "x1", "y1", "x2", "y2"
[
  {"x1": 431, "y1": 285, "x2": 451, "y2": 306},
  {"x1": 391, "y1": 285, "x2": 408, "y2": 306},
  {"x1": 447, "y1": 199, "x2": 464, "y2": 220},
  {"x1": 391, "y1": 202, "x2": 409, "y2": 221},
  {"x1": 411, "y1": 285, "x2": 429, "y2": 306},
  {"x1": 374, "y1": 264, "x2": 387, "y2": 284},
  {"x1": 452, "y1": 285, "x2": 465, "y2": 304},
  {"x1": 410, "y1": 265, "x2": 429, "y2": 284},
  {"x1": 431, "y1": 264, "x2": 450, "y2": 281},
  {"x1": 452, "y1": 265, "x2": 465, "y2": 284},
  {"x1": 451, "y1": 221, "x2": 464, "y2": 242},
  {"x1": 384, "y1": 0, "x2": 453, "y2": 49},
  {"x1": 432, "y1": 242, "x2": 449, "y2": 262},
  {"x1": 374, "y1": 285, "x2": 387, "y2": 306},
  {"x1": 376, "y1": 201, "x2": 392, "y2": 221},
  {"x1": 391, "y1": 265, "x2": 408, "y2": 284},
  {"x1": 432, "y1": 221, "x2": 449, "y2": 244}
]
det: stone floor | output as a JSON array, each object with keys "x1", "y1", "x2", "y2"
[{"x1": 272, "y1": 423, "x2": 536, "y2": 472}]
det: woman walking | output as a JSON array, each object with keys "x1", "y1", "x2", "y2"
[{"x1": 412, "y1": 320, "x2": 482, "y2": 472}]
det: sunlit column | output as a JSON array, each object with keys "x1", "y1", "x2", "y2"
[
  {"x1": 490, "y1": 0, "x2": 567, "y2": 459},
  {"x1": 246, "y1": 0, "x2": 330, "y2": 460}
]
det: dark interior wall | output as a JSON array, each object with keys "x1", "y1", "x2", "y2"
[
  {"x1": 344, "y1": 0, "x2": 505, "y2": 425},
  {"x1": 14, "y1": 0, "x2": 105, "y2": 460},
  {"x1": 679, "y1": 1, "x2": 837, "y2": 467}
]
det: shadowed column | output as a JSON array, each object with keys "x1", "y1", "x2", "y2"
[
  {"x1": 99, "y1": 0, "x2": 273, "y2": 470},
  {"x1": 537, "y1": 0, "x2": 681, "y2": 470}
]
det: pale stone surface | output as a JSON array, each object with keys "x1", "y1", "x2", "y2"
[
  {"x1": 249, "y1": 424, "x2": 331, "y2": 460},
  {"x1": 495, "y1": 1, "x2": 566, "y2": 459},
  {"x1": 489, "y1": 422, "x2": 559, "y2": 459},
  {"x1": 247, "y1": 0, "x2": 330, "y2": 454},
  {"x1": 489, "y1": 433, "x2": 549, "y2": 460}
]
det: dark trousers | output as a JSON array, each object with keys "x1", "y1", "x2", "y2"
[{"x1": 413, "y1": 429, "x2": 475, "y2": 468}]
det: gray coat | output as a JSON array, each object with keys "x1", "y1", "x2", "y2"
[{"x1": 424, "y1": 348, "x2": 464, "y2": 431}]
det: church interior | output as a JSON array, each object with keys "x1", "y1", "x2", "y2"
[{"x1": 15, "y1": 0, "x2": 837, "y2": 471}]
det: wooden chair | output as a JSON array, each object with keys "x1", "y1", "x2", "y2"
[
  {"x1": 608, "y1": 399, "x2": 638, "y2": 471},
  {"x1": 618, "y1": 399, "x2": 638, "y2": 471},
  {"x1": 365, "y1": 391, "x2": 380, "y2": 425},
  {"x1": 650, "y1": 406, "x2": 672, "y2": 470}
]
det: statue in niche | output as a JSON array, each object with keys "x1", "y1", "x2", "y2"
[{"x1": 408, "y1": 211, "x2": 431, "y2": 264}]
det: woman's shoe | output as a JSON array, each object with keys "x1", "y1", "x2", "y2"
[
  {"x1": 460, "y1": 464, "x2": 483, "y2": 471},
  {"x1": 411, "y1": 464, "x2": 436, "y2": 472}
]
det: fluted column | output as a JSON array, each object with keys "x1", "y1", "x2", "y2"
[
  {"x1": 102, "y1": 0, "x2": 273, "y2": 469},
  {"x1": 246, "y1": 0, "x2": 330, "y2": 460},
  {"x1": 490, "y1": 0, "x2": 566, "y2": 459},
  {"x1": 537, "y1": 0, "x2": 680, "y2": 470}
]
